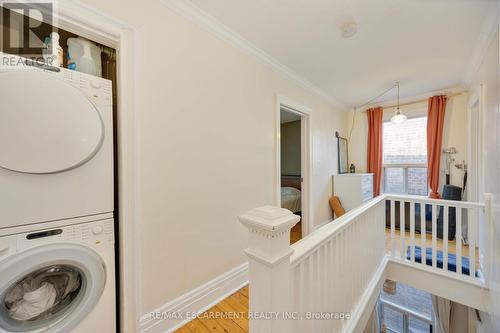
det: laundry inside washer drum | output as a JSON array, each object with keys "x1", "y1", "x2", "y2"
[{"x1": 4, "y1": 265, "x2": 82, "y2": 322}]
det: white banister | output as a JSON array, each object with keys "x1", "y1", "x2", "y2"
[
  {"x1": 386, "y1": 194, "x2": 486, "y2": 283},
  {"x1": 420, "y1": 203, "x2": 426, "y2": 267},
  {"x1": 483, "y1": 193, "x2": 493, "y2": 286},
  {"x1": 238, "y1": 205, "x2": 300, "y2": 333},
  {"x1": 289, "y1": 196, "x2": 387, "y2": 332},
  {"x1": 239, "y1": 194, "x2": 490, "y2": 331},
  {"x1": 456, "y1": 207, "x2": 462, "y2": 275},
  {"x1": 240, "y1": 197, "x2": 387, "y2": 332},
  {"x1": 390, "y1": 200, "x2": 396, "y2": 257},
  {"x1": 409, "y1": 202, "x2": 415, "y2": 262},
  {"x1": 385, "y1": 194, "x2": 485, "y2": 209},
  {"x1": 443, "y1": 205, "x2": 449, "y2": 270},
  {"x1": 400, "y1": 201, "x2": 406, "y2": 262},
  {"x1": 431, "y1": 204, "x2": 437, "y2": 268},
  {"x1": 469, "y1": 208, "x2": 476, "y2": 277}
]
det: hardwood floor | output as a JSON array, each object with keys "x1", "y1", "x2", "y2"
[
  {"x1": 384, "y1": 227, "x2": 478, "y2": 263},
  {"x1": 176, "y1": 286, "x2": 249, "y2": 332},
  {"x1": 176, "y1": 227, "x2": 477, "y2": 332},
  {"x1": 290, "y1": 221, "x2": 302, "y2": 244}
]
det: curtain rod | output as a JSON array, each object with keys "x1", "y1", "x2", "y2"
[{"x1": 360, "y1": 92, "x2": 464, "y2": 113}]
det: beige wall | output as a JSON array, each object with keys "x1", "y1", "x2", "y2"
[
  {"x1": 79, "y1": 0, "x2": 347, "y2": 315},
  {"x1": 280, "y1": 120, "x2": 301, "y2": 175},
  {"x1": 347, "y1": 93, "x2": 468, "y2": 191}
]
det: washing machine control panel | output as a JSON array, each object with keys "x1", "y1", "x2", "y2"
[
  {"x1": 64, "y1": 220, "x2": 114, "y2": 244},
  {"x1": 16, "y1": 219, "x2": 114, "y2": 251}
]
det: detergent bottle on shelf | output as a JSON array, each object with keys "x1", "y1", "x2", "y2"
[{"x1": 67, "y1": 37, "x2": 102, "y2": 77}]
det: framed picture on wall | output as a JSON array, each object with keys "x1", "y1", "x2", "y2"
[{"x1": 336, "y1": 133, "x2": 349, "y2": 174}]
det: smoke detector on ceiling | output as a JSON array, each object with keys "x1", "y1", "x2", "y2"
[{"x1": 340, "y1": 21, "x2": 357, "y2": 38}]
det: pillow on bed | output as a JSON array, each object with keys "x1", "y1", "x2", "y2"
[{"x1": 281, "y1": 187, "x2": 301, "y2": 195}]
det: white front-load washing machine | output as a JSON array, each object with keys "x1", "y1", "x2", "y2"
[
  {"x1": 0, "y1": 218, "x2": 115, "y2": 333},
  {"x1": 0, "y1": 53, "x2": 114, "y2": 229}
]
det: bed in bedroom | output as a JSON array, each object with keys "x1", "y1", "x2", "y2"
[{"x1": 281, "y1": 175, "x2": 301, "y2": 213}]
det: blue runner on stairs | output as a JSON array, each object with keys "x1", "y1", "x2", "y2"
[{"x1": 406, "y1": 246, "x2": 477, "y2": 276}]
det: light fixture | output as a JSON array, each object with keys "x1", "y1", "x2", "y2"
[{"x1": 391, "y1": 82, "x2": 407, "y2": 124}]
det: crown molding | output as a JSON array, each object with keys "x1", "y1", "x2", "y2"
[
  {"x1": 160, "y1": 0, "x2": 347, "y2": 111},
  {"x1": 462, "y1": 2, "x2": 499, "y2": 86}
]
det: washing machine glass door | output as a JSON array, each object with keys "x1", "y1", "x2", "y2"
[
  {"x1": 0, "y1": 69, "x2": 104, "y2": 174},
  {"x1": 0, "y1": 243, "x2": 106, "y2": 333}
]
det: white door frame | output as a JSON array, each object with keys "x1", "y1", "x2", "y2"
[
  {"x1": 50, "y1": 3, "x2": 140, "y2": 332},
  {"x1": 467, "y1": 85, "x2": 484, "y2": 243},
  {"x1": 467, "y1": 86, "x2": 484, "y2": 203},
  {"x1": 276, "y1": 95, "x2": 313, "y2": 237}
]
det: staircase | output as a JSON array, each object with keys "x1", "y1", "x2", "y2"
[{"x1": 238, "y1": 194, "x2": 493, "y2": 332}]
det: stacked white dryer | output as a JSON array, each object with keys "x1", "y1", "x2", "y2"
[{"x1": 0, "y1": 53, "x2": 116, "y2": 333}]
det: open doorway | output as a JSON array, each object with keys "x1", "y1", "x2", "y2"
[{"x1": 277, "y1": 103, "x2": 311, "y2": 244}]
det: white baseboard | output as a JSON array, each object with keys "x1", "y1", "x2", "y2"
[{"x1": 140, "y1": 262, "x2": 249, "y2": 333}]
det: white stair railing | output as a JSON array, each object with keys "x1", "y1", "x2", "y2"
[
  {"x1": 239, "y1": 196, "x2": 387, "y2": 332},
  {"x1": 238, "y1": 194, "x2": 492, "y2": 332},
  {"x1": 288, "y1": 196, "x2": 387, "y2": 333},
  {"x1": 238, "y1": 205, "x2": 301, "y2": 333},
  {"x1": 385, "y1": 194, "x2": 490, "y2": 285}
]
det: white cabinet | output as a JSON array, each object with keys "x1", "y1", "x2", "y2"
[{"x1": 332, "y1": 173, "x2": 374, "y2": 212}]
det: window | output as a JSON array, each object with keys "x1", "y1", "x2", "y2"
[
  {"x1": 379, "y1": 283, "x2": 433, "y2": 333},
  {"x1": 383, "y1": 117, "x2": 428, "y2": 195}
]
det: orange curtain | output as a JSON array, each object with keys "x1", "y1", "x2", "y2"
[
  {"x1": 427, "y1": 95, "x2": 447, "y2": 199},
  {"x1": 367, "y1": 107, "x2": 384, "y2": 196}
]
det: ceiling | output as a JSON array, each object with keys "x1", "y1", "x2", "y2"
[{"x1": 187, "y1": 0, "x2": 496, "y2": 108}]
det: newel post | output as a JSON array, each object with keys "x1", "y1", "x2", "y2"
[{"x1": 238, "y1": 206, "x2": 300, "y2": 333}]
